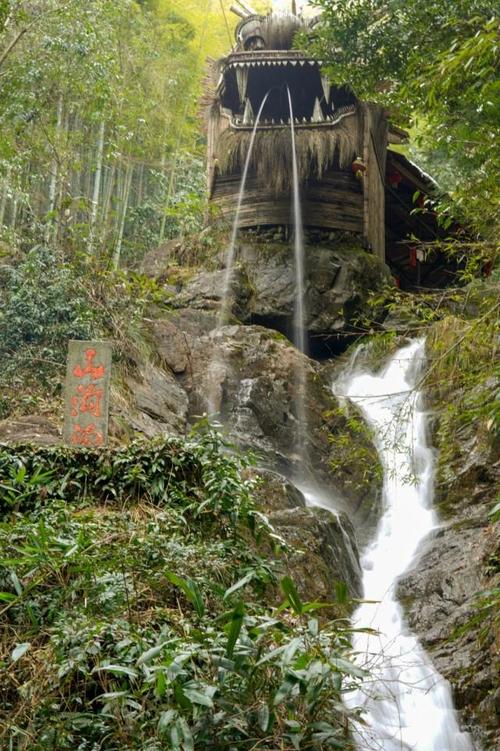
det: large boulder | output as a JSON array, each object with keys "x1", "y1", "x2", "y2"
[
  {"x1": 184, "y1": 323, "x2": 337, "y2": 480},
  {"x1": 168, "y1": 232, "x2": 391, "y2": 340},
  {"x1": 238, "y1": 236, "x2": 390, "y2": 336},
  {"x1": 110, "y1": 360, "x2": 189, "y2": 440}
]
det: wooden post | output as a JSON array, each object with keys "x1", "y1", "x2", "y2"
[
  {"x1": 361, "y1": 102, "x2": 388, "y2": 261},
  {"x1": 63, "y1": 340, "x2": 112, "y2": 447}
]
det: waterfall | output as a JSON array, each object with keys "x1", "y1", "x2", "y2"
[
  {"x1": 339, "y1": 339, "x2": 474, "y2": 751},
  {"x1": 217, "y1": 92, "x2": 270, "y2": 328},
  {"x1": 207, "y1": 94, "x2": 270, "y2": 414},
  {"x1": 286, "y1": 87, "x2": 308, "y2": 463}
]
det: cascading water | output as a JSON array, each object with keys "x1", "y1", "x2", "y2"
[
  {"x1": 207, "y1": 94, "x2": 270, "y2": 414},
  {"x1": 337, "y1": 339, "x2": 474, "y2": 751},
  {"x1": 217, "y1": 92, "x2": 270, "y2": 329},
  {"x1": 286, "y1": 87, "x2": 308, "y2": 463}
]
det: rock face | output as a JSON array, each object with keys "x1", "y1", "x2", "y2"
[
  {"x1": 183, "y1": 323, "x2": 336, "y2": 479},
  {"x1": 397, "y1": 403, "x2": 499, "y2": 749},
  {"x1": 253, "y1": 469, "x2": 363, "y2": 602},
  {"x1": 0, "y1": 415, "x2": 60, "y2": 445},
  {"x1": 170, "y1": 232, "x2": 391, "y2": 345},
  {"x1": 112, "y1": 308, "x2": 369, "y2": 601}
]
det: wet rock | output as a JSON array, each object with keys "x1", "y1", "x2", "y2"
[
  {"x1": 142, "y1": 317, "x2": 382, "y2": 541},
  {"x1": 239, "y1": 240, "x2": 390, "y2": 336},
  {"x1": 168, "y1": 235, "x2": 391, "y2": 338},
  {"x1": 253, "y1": 469, "x2": 362, "y2": 601},
  {"x1": 171, "y1": 267, "x2": 250, "y2": 320},
  {"x1": 252, "y1": 468, "x2": 306, "y2": 512},
  {"x1": 122, "y1": 362, "x2": 188, "y2": 437},
  {"x1": 269, "y1": 504, "x2": 362, "y2": 601},
  {"x1": 185, "y1": 323, "x2": 337, "y2": 480}
]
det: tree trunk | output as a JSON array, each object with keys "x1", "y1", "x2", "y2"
[
  {"x1": 11, "y1": 195, "x2": 19, "y2": 230},
  {"x1": 44, "y1": 93, "x2": 63, "y2": 244},
  {"x1": 100, "y1": 163, "x2": 116, "y2": 249},
  {"x1": 0, "y1": 166, "x2": 11, "y2": 226},
  {"x1": 88, "y1": 119, "x2": 105, "y2": 254},
  {"x1": 112, "y1": 161, "x2": 133, "y2": 270}
]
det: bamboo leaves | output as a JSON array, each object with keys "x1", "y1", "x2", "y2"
[
  {"x1": 0, "y1": 431, "x2": 361, "y2": 750},
  {"x1": 165, "y1": 570, "x2": 205, "y2": 618}
]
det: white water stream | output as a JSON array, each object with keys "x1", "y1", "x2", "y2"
[
  {"x1": 217, "y1": 93, "x2": 270, "y2": 328},
  {"x1": 287, "y1": 87, "x2": 308, "y2": 462},
  {"x1": 207, "y1": 94, "x2": 270, "y2": 414},
  {"x1": 338, "y1": 339, "x2": 474, "y2": 751}
]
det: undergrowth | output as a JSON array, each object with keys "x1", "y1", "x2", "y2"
[
  {"x1": 0, "y1": 428, "x2": 362, "y2": 751},
  {"x1": 0, "y1": 245, "x2": 170, "y2": 420}
]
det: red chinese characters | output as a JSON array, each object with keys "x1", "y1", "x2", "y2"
[
  {"x1": 71, "y1": 383, "x2": 104, "y2": 418},
  {"x1": 70, "y1": 348, "x2": 106, "y2": 447},
  {"x1": 73, "y1": 348, "x2": 105, "y2": 380},
  {"x1": 71, "y1": 423, "x2": 104, "y2": 447}
]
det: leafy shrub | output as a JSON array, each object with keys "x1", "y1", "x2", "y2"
[
  {"x1": 0, "y1": 244, "x2": 168, "y2": 415},
  {"x1": 0, "y1": 245, "x2": 96, "y2": 358},
  {"x1": 0, "y1": 431, "x2": 361, "y2": 750},
  {"x1": 0, "y1": 427, "x2": 256, "y2": 530}
]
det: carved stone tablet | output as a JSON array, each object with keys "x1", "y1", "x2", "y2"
[{"x1": 63, "y1": 340, "x2": 112, "y2": 447}]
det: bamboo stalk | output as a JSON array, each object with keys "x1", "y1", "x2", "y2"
[
  {"x1": 112, "y1": 161, "x2": 133, "y2": 270},
  {"x1": 88, "y1": 119, "x2": 106, "y2": 254},
  {"x1": 44, "y1": 93, "x2": 63, "y2": 244}
]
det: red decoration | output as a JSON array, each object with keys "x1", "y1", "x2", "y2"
[
  {"x1": 73, "y1": 349, "x2": 105, "y2": 380},
  {"x1": 71, "y1": 383, "x2": 104, "y2": 418},
  {"x1": 409, "y1": 246, "x2": 417, "y2": 268},
  {"x1": 388, "y1": 169, "x2": 402, "y2": 188},
  {"x1": 70, "y1": 423, "x2": 104, "y2": 447},
  {"x1": 351, "y1": 157, "x2": 367, "y2": 179}
]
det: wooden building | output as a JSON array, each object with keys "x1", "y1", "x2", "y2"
[{"x1": 206, "y1": 9, "x2": 450, "y2": 287}]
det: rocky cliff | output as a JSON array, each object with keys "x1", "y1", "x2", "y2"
[
  {"x1": 1, "y1": 231, "x2": 496, "y2": 747},
  {"x1": 0, "y1": 231, "x2": 390, "y2": 606},
  {"x1": 398, "y1": 320, "x2": 499, "y2": 750}
]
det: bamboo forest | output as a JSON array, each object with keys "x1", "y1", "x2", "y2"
[{"x1": 0, "y1": 1, "x2": 498, "y2": 750}]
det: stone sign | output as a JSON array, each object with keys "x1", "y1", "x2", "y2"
[{"x1": 63, "y1": 340, "x2": 112, "y2": 447}]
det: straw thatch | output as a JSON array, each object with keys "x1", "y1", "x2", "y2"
[{"x1": 216, "y1": 116, "x2": 361, "y2": 193}]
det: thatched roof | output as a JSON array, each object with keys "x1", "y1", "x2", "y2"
[{"x1": 217, "y1": 116, "x2": 361, "y2": 192}]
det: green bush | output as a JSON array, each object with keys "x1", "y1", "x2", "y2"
[
  {"x1": 0, "y1": 430, "x2": 361, "y2": 750},
  {"x1": 0, "y1": 245, "x2": 96, "y2": 356}
]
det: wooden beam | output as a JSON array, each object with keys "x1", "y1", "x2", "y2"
[
  {"x1": 235, "y1": 0, "x2": 258, "y2": 15},
  {"x1": 230, "y1": 4, "x2": 248, "y2": 19}
]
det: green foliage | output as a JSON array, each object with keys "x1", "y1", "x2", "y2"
[
  {"x1": 0, "y1": 244, "x2": 169, "y2": 419},
  {"x1": 0, "y1": 0, "x2": 235, "y2": 265},
  {"x1": 0, "y1": 427, "x2": 257, "y2": 527},
  {"x1": 305, "y1": 1, "x2": 500, "y2": 237},
  {"x1": 0, "y1": 431, "x2": 360, "y2": 750},
  {"x1": 326, "y1": 403, "x2": 382, "y2": 496},
  {"x1": 0, "y1": 246, "x2": 96, "y2": 374}
]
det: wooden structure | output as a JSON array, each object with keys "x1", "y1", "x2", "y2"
[
  {"x1": 206, "y1": 10, "x2": 389, "y2": 260},
  {"x1": 206, "y1": 9, "x2": 451, "y2": 287}
]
